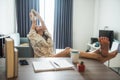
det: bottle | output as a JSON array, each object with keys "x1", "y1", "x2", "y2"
[{"x1": 77, "y1": 61, "x2": 85, "y2": 72}]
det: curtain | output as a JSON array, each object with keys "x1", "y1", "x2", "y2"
[
  {"x1": 16, "y1": 0, "x2": 39, "y2": 37},
  {"x1": 54, "y1": 0, "x2": 73, "y2": 49}
]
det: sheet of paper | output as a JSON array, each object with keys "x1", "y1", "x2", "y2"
[
  {"x1": 32, "y1": 60, "x2": 55, "y2": 72},
  {"x1": 110, "y1": 41, "x2": 119, "y2": 52},
  {"x1": 50, "y1": 59, "x2": 74, "y2": 70}
]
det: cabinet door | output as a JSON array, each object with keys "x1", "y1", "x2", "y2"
[{"x1": 109, "y1": 53, "x2": 120, "y2": 67}]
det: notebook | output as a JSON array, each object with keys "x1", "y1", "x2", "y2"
[{"x1": 32, "y1": 59, "x2": 74, "y2": 72}]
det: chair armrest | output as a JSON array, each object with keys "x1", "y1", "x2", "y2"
[{"x1": 15, "y1": 46, "x2": 34, "y2": 58}]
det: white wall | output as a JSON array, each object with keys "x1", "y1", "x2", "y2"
[
  {"x1": 1, "y1": 0, "x2": 95, "y2": 51},
  {"x1": 94, "y1": 0, "x2": 120, "y2": 40},
  {"x1": 0, "y1": 0, "x2": 16, "y2": 35},
  {"x1": 1, "y1": 0, "x2": 120, "y2": 50},
  {"x1": 73, "y1": 0, "x2": 95, "y2": 51}
]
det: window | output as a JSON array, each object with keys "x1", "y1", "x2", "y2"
[{"x1": 39, "y1": 0, "x2": 55, "y2": 39}]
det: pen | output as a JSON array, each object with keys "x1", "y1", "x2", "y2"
[{"x1": 54, "y1": 62, "x2": 60, "y2": 67}]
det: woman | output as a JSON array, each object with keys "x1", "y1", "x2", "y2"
[
  {"x1": 28, "y1": 9, "x2": 118, "y2": 63},
  {"x1": 27, "y1": 9, "x2": 70, "y2": 57}
]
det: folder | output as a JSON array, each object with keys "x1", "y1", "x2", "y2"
[{"x1": 5, "y1": 38, "x2": 18, "y2": 78}]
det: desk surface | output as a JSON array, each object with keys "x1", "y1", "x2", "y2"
[{"x1": 0, "y1": 57, "x2": 120, "y2": 80}]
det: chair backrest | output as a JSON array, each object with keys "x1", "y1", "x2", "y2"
[
  {"x1": 9, "y1": 33, "x2": 20, "y2": 46},
  {"x1": 28, "y1": 38, "x2": 34, "y2": 56},
  {"x1": 20, "y1": 37, "x2": 29, "y2": 44}
]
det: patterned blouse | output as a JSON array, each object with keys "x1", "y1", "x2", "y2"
[{"x1": 27, "y1": 29, "x2": 54, "y2": 57}]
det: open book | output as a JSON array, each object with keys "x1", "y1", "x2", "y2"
[{"x1": 32, "y1": 59, "x2": 74, "y2": 72}]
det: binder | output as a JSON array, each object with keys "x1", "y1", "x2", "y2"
[{"x1": 5, "y1": 38, "x2": 18, "y2": 78}]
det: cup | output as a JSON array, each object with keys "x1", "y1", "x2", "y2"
[{"x1": 70, "y1": 50, "x2": 80, "y2": 63}]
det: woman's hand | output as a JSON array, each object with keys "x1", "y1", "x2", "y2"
[
  {"x1": 31, "y1": 9, "x2": 37, "y2": 16},
  {"x1": 29, "y1": 12, "x2": 36, "y2": 23},
  {"x1": 29, "y1": 11, "x2": 37, "y2": 29}
]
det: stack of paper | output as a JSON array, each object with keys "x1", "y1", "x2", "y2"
[{"x1": 32, "y1": 59, "x2": 74, "y2": 72}]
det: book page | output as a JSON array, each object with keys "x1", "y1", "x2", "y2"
[
  {"x1": 50, "y1": 59, "x2": 74, "y2": 70},
  {"x1": 32, "y1": 60, "x2": 55, "y2": 72}
]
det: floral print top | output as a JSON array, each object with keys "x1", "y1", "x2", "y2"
[{"x1": 27, "y1": 29, "x2": 54, "y2": 57}]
